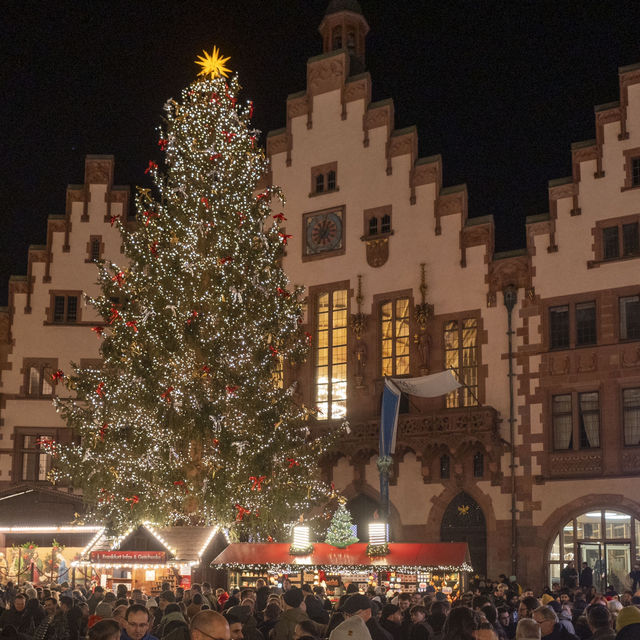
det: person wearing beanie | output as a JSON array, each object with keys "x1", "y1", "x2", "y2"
[
  {"x1": 615, "y1": 605, "x2": 640, "y2": 639},
  {"x1": 88, "y1": 601, "x2": 113, "y2": 629},
  {"x1": 273, "y1": 589, "x2": 312, "y2": 640},
  {"x1": 380, "y1": 604, "x2": 402, "y2": 640},
  {"x1": 329, "y1": 595, "x2": 372, "y2": 640}
]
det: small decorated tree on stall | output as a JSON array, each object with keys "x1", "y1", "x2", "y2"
[{"x1": 325, "y1": 502, "x2": 359, "y2": 548}]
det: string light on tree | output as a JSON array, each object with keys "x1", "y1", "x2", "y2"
[{"x1": 48, "y1": 47, "x2": 343, "y2": 538}]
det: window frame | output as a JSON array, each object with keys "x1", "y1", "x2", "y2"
[
  {"x1": 21, "y1": 358, "x2": 58, "y2": 398},
  {"x1": 379, "y1": 296, "x2": 411, "y2": 378},
  {"x1": 86, "y1": 235, "x2": 104, "y2": 263},
  {"x1": 620, "y1": 295, "x2": 640, "y2": 341},
  {"x1": 623, "y1": 387, "x2": 640, "y2": 447},
  {"x1": 13, "y1": 427, "x2": 58, "y2": 484},
  {"x1": 594, "y1": 215, "x2": 640, "y2": 264},
  {"x1": 311, "y1": 283, "x2": 350, "y2": 421},
  {"x1": 310, "y1": 162, "x2": 338, "y2": 196},
  {"x1": 547, "y1": 300, "x2": 598, "y2": 350},
  {"x1": 47, "y1": 290, "x2": 82, "y2": 324},
  {"x1": 622, "y1": 148, "x2": 640, "y2": 191},
  {"x1": 443, "y1": 316, "x2": 480, "y2": 408},
  {"x1": 551, "y1": 390, "x2": 601, "y2": 452}
]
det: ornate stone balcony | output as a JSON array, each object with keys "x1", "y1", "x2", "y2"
[{"x1": 314, "y1": 406, "x2": 502, "y2": 461}]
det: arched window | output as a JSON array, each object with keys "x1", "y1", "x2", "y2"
[
  {"x1": 368, "y1": 217, "x2": 378, "y2": 236},
  {"x1": 547, "y1": 509, "x2": 640, "y2": 591},
  {"x1": 440, "y1": 454, "x2": 450, "y2": 480},
  {"x1": 346, "y1": 30, "x2": 356, "y2": 54},
  {"x1": 473, "y1": 452, "x2": 484, "y2": 478},
  {"x1": 381, "y1": 214, "x2": 391, "y2": 234},
  {"x1": 332, "y1": 27, "x2": 342, "y2": 50}
]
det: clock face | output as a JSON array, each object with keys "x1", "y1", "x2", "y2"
[{"x1": 305, "y1": 210, "x2": 343, "y2": 255}]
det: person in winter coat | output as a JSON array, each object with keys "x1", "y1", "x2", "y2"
[
  {"x1": 409, "y1": 605, "x2": 433, "y2": 640},
  {"x1": 273, "y1": 589, "x2": 313, "y2": 640},
  {"x1": 0, "y1": 594, "x2": 30, "y2": 633},
  {"x1": 379, "y1": 605, "x2": 402, "y2": 640},
  {"x1": 614, "y1": 605, "x2": 640, "y2": 640},
  {"x1": 532, "y1": 606, "x2": 579, "y2": 640}
]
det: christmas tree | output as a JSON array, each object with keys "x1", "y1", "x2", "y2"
[
  {"x1": 48, "y1": 48, "x2": 341, "y2": 538},
  {"x1": 325, "y1": 502, "x2": 358, "y2": 548}
]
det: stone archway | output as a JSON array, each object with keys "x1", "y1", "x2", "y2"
[{"x1": 440, "y1": 491, "x2": 487, "y2": 577}]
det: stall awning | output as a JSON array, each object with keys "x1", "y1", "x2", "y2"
[
  {"x1": 73, "y1": 524, "x2": 219, "y2": 569},
  {"x1": 211, "y1": 542, "x2": 472, "y2": 573}
]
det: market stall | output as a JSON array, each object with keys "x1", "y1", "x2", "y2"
[
  {"x1": 211, "y1": 542, "x2": 472, "y2": 597},
  {"x1": 73, "y1": 524, "x2": 222, "y2": 593}
]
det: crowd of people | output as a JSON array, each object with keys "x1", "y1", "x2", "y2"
[{"x1": 0, "y1": 573, "x2": 639, "y2": 640}]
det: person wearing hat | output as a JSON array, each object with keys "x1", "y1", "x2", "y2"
[
  {"x1": 329, "y1": 594, "x2": 372, "y2": 640},
  {"x1": 380, "y1": 604, "x2": 402, "y2": 640},
  {"x1": 615, "y1": 605, "x2": 640, "y2": 639},
  {"x1": 273, "y1": 588, "x2": 312, "y2": 640}
]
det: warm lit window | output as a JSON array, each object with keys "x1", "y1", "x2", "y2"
[
  {"x1": 272, "y1": 355, "x2": 284, "y2": 389},
  {"x1": 51, "y1": 293, "x2": 80, "y2": 323},
  {"x1": 444, "y1": 318, "x2": 478, "y2": 408},
  {"x1": 381, "y1": 298, "x2": 410, "y2": 377},
  {"x1": 552, "y1": 392, "x2": 600, "y2": 450},
  {"x1": 16, "y1": 432, "x2": 54, "y2": 482},
  {"x1": 620, "y1": 296, "x2": 640, "y2": 340},
  {"x1": 623, "y1": 388, "x2": 640, "y2": 446},
  {"x1": 315, "y1": 289, "x2": 348, "y2": 420}
]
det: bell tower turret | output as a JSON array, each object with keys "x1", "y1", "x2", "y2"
[{"x1": 319, "y1": 0, "x2": 370, "y2": 74}]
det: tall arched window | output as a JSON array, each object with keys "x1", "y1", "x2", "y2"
[
  {"x1": 547, "y1": 509, "x2": 640, "y2": 591},
  {"x1": 332, "y1": 27, "x2": 342, "y2": 50}
]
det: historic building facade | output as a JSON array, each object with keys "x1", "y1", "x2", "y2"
[{"x1": 1, "y1": 1, "x2": 640, "y2": 589}]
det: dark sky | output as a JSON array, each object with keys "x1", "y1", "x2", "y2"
[{"x1": 1, "y1": 1, "x2": 639, "y2": 306}]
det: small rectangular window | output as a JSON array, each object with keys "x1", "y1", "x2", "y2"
[
  {"x1": 53, "y1": 296, "x2": 66, "y2": 322},
  {"x1": 20, "y1": 433, "x2": 53, "y2": 482},
  {"x1": 623, "y1": 223, "x2": 640, "y2": 256},
  {"x1": 603, "y1": 227, "x2": 620, "y2": 260},
  {"x1": 315, "y1": 174, "x2": 325, "y2": 193},
  {"x1": 381, "y1": 214, "x2": 391, "y2": 234},
  {"x1": 553, "y1": 394, "x2": 572, "y2": 450},
  {"x1": 576, "y1": 302, "x2": 596, "y2": 346},
  {"x1": 549, "y1": 306, "x2": 570, "y2": 349},
  {"x1": 623, "y1": 388, "x2": 640, "y2": 446},
  {"x1": 578, "y1": 391, "x2": 600, "y2": 448},
  {"x1": 620, "y1": 296, "x2": 640, "y2": 340},
  {"x1": 51, "y1": 294, "x2": 80, "y2": 323},
  {"x1": 368, "y1": 217, "x2": 378, "y2": 236},
  {"x1": 632, "y1": 158, "x2": 640, "y2": 187},
  {"x1": 327, "y1": 170, "x2": 336, "y2": 191}
]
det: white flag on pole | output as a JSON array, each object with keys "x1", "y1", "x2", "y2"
[{"x1": 391, "y1": 370, "x2": 461, "y2": 398}]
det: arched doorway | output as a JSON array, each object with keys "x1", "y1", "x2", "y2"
[
  {"x1": 347, "y1": 494, "x2": 380, "y2": 542},
  {"x1": 547, "y1": 508, "x2": 640, "y2": 591},
  {"x1": 440, "y1": 491, "x2": 487, "y2": 577}
]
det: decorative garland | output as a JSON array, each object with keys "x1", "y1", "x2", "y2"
[
  {"x1": 366, "y1": 543, "x2": 389, "y2": 557},
  {"x1": 216, "y1": 561, "x2": 473, "y2": 574}
]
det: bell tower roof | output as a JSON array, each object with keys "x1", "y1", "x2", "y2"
[{"x1": 319, "y1": 1, "x2": 369, "y2": 74}]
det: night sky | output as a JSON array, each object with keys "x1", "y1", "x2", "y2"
[{"x1": 1, "y1": 1, "x2": 639, "y2": 306}]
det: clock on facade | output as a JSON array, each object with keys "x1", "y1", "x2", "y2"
[{"x1": 304, "y1": 209, "x2": 344, "y2": 255}]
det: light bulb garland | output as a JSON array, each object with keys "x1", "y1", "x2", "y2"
[{"x1": 46, "y1": 49, "x2": 344, "y2": 537}]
